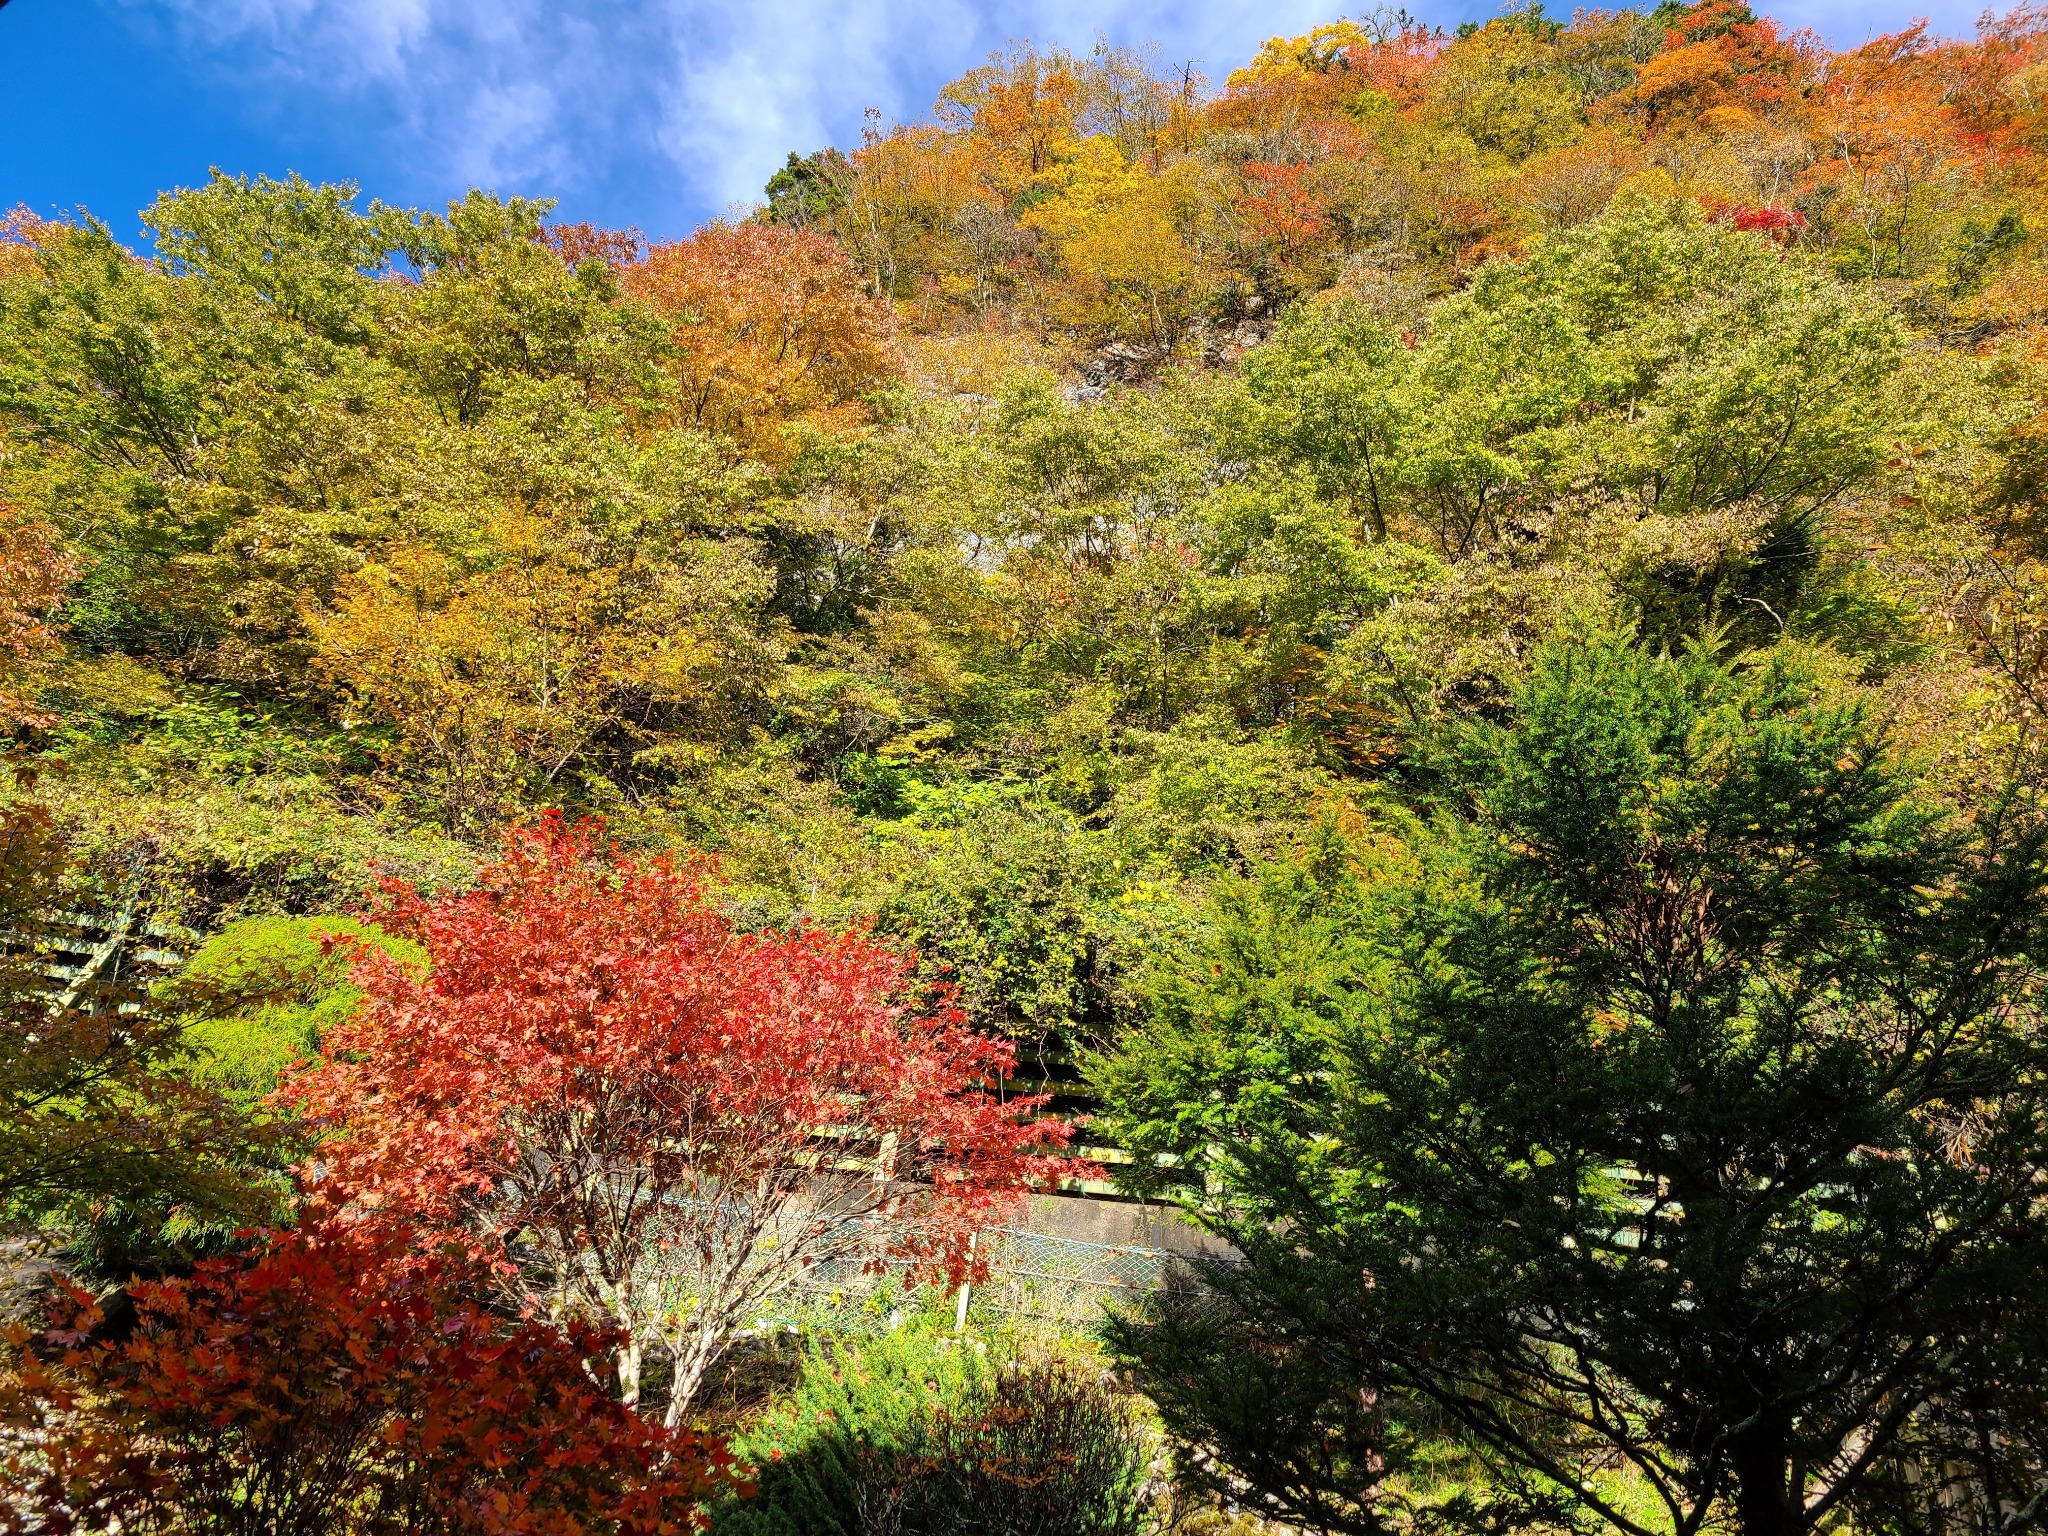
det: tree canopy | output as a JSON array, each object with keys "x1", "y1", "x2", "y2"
[{"x1": 11, "y1": 6, "x2": 2048, "y2": 1528}]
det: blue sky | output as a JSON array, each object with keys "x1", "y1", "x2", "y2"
[{"x1": 1, "y1": 0, "x2": 1995, "y2": 245}]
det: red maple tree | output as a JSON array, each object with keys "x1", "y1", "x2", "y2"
[
  {"x1": 0, "y1": 1220, "x2": 734, "y2": 1535},
  {"x1": 292, "y1": 817, "x2": 1084, "y2": 1421},
  {"x1": 1235, "y1": 161, "x2": 1336, "y2": 272}
]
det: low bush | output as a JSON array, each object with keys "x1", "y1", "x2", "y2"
[
  {"x1": 715, "y1": 1314, "x2": 993, "y2": 1536},
  {"x1": 164, "y1": 914, "x2": 426, "y2": 1104},
  {"x1": 867, "y1": 1358, "x2": 1154, "y2": 1536},
  {"x1": 716, "y1": 1317, "x2": 1152, "y2": 1536}
]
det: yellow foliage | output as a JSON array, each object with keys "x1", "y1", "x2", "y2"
[
  {"x1": 308, "y1": 509, "x2": 779, "y2": 829},
  {"x1": 1228, "y1": 22, "x2": 1379, "y2": 87},
  {"x1": 1427, "y1": 22, "x2": 1586, "y2": 161},
  {"x1": 1514, "y1": 129, "x2": 1647, "y2": 231},
  {"x1": 1023, "y1": 145, "x2": 1214, "y2": 347}
]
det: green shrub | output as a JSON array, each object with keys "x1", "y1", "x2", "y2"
[
  {"x1": 163, "y1": 915, "x2": 425, "y2": 1103},
  {"x1": 872, "y1": 1358, "x2": 1155, "y2": 1536},
  {"x1": 716, "y1": 1318, "x2": 994, "y2": 1536},
  {"x1": 871, "y1": 782, "x2": 1106, "y2": 1046},
  {"x1": 715, "y1": 1319, "x2": 1154, "y2": 1536}
]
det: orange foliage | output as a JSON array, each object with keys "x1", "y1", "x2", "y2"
[
  {"x1": 750, "y1": 6, "x2": 2048, "y2": 336},
  {"x1": 0, "y1": 507, "x2": 73, "y2": 731},
  {"x1": 543, "y1": 221, "x2": 645, "y2": 267},
  {"x1": 0, "y1": 206, "x2": 57, "y2": 280},
  {"x1": 1355, "y1": 26, "x2": 1447, "y2": 111},
  {"x1": 1516, "y1": 129, "x2": 1648, "y2": 231},
  {"x1": 625, "y1": 222, "x2": 900, "y2": 459},
  {"x1": 1633, "y1": 1, "x2": 1811, "y2": 127},
  {"x1": 1210, "y1": 46, "x2": 1417, "y2": 131},
  {"x1": 1236, "y1": 161, "x2": 1337, "y2": 274},
  {"x1": 1218, "y1": 21, "x2": 1440, "y2": 120},
  {"x1": 1803, "y1": 26, "x2": 1980, "y2": 276},
  {"x1": 939, "y1": 47, "x2": 1085, "y2": 194}
]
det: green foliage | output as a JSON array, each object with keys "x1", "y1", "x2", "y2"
[
  {"x1": 716, "y1": 1317, "x2": 1152, "y2": 1536},
  {"x1": 1223, "y1": 310, "x2": 1411, "y2": 541},
  {"x1": 0, "y1": 800, "x2": 277, "y2": 1251},
  {"x1": 1432, "y1": 202, "x2": 1900, "y2": 533},
  {"x1": 1095, "y1": 629, "x2": 2048, "y2": 1536},
  {"x1": 164, "y1": 915, "x2": 425, "y2": 1103},
  {"x1": 1226, "y1": 202, "x2": 1901, "y2": 663},
  {"x1": 0, "y1": 184, "x2": 1940, "y2": 939},
  {"x1": 715, "y1": 1316, "x2": 998, "y2": 1536},
  {"x1": 1087, "y1": 818, "x2": 1388, "y2": 1206},
  {"x1": 9, "y1": 14, "x2": 2048, "y2": 1524},
  {"x1": 874, "y1": 1360, "x2": 1154, "y2": 1536},
  {"x1": 765, "y1": 150, "x2": 850, "y2": 229},
  {"x1": 873, "y1": 782, "x2": 1105, "y2": 1045},
  {"x1": 143, "y1": 171, "x2": 425, "y2": 343}
]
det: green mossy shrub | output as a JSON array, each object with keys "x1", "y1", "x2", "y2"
[
  {"x1": 716, "y1": 1318, "x2": 995, "y2": 1536},
  {"x1": 163, "y1": 915, "x2": 425, "y2": 1104},
  {"x1": 716, "y1": 1318, "x2": 1154, "y2": 1536}
]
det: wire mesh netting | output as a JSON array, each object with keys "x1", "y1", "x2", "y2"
[
  {"x1": 768, "y1": 1225, "x2": 1176, "y2": 1333},
  {"x1": 969, "y1": 1227, "x2": 1177, "y2": 1324}
]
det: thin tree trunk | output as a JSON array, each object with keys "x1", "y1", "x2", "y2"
[
  {"x1": 616, "y1": 1329, "x2": 644, "y2": 1409},
  {"x1": 663, "y1": 1319, "x2": 727, "y2": 1429}
]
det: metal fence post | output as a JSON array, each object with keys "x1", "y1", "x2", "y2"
[{"x1": 954, "y1": 1230, "x2": 976, "y2": 1334}]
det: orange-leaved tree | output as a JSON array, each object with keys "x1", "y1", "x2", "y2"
[
  {"x1": 292, "y1": 817, "x2": 1084, "y2": 1422},
  {"x1": 938, "y1": 44, "x2": 1086, "y2": 195},
  {"x1": 1630, "y1": 0, "x2": 1810, "y2": 130},
  {"x1": 1803, "y1": 25, "x2": 1978, "y2": 282},
  {"x1": 0, "y1": 503, "x2": 73, "y2": 730},
  {"x1": 0, "y1": 1220, "x2": 735, "y2": 1535},
  {"x1": 1234, "y1": 160, "x2": 1340, "y2": 294},
  {"x1": 624, "y1": 223, "x2": 899, "y2": 462}
]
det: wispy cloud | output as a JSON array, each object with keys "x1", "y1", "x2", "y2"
[
  {"x1": 652, "y1": 0, "x2": 981, "y2": 214},
  {"x1": 134, "y1": 1, "x2": 664, "y2": 192},
  {"x1": 119, "y1": 0, "x2": 1994, "y2": 230}
]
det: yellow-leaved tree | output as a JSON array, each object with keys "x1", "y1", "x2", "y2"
[
  {"x1": 1024, "y1": 140, "x2": 1218, "y2": 347},
  {"x1": 308, "y1": 509, "x2": 782, "y2": 829}
]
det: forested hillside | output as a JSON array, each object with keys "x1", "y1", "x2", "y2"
[
  {"x1": 4, "y1": 1, "x2": 2047, "y2": 1034},
  {"x1": 10, "y1": 4, "x2": 2048, "y2": 1531}
]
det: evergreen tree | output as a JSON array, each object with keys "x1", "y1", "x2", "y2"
[{"x1": 1097, "y1": 632, "x2": 2048, "y2": 1536}]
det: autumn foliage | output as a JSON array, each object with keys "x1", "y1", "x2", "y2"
[
  {"x1": 625, "y1": 223, "x2": 899, "y2": 459},
  {"x1": 292, "y1": 817, "x2": 1083, "y2": 1419},
  {"x1": 0, "y1": 1221, "x2": 734, "y2": 1535},
  {"x1": 19, "y1": 7, "x2": 2048, "y2": 1534},
  {"x1": 0, "y1": 505, "x2": 73, "y2": 730}
]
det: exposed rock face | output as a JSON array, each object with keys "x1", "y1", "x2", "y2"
[{"x1": 0, "y1": 1234, "x2": 66, "y2": 1328}]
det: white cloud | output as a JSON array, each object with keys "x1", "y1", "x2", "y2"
[
  {"x1": 653, "y1": 0, "x2": 971, "y2": 210},
  {"x1": 157, "y1": 0, "x2": 439, "y2": 81}
]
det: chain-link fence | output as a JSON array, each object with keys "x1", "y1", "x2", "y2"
[
  {"x1": 771, "y1": 1225, "x2": 1176, "y2": 1334},
  {"x1": 966, "y1": 1226, "x2": 1175, "y2": 1325}
]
